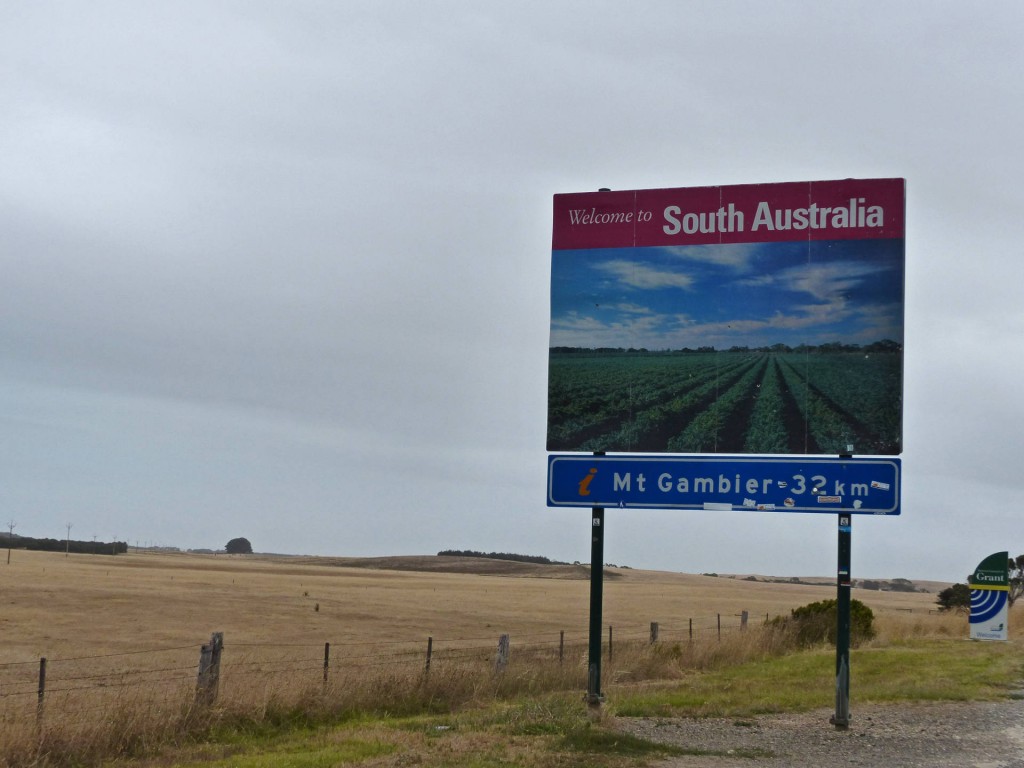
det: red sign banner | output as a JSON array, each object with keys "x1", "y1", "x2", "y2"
[{"x1": 553, "y1": 178, "x2": 905, "y2": 250}]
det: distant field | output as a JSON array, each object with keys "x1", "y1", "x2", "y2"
[{"x1": 1, "y1": 549, "x2": 950, "y2": 664}]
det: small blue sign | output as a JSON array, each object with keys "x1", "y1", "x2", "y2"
[{"x1": 547, "y1": 455, "x2": 900, "y2": 515}]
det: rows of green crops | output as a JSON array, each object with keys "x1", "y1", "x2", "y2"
[
  {"x1": 775, "y1": 353, "x2": 901, "y2": 455},
  {"x1": 546, "y1": 353, "x2": 746, "y2": 450},
  {"x1": 547, "y1": 350, "x2": 902, "y2": 455}
]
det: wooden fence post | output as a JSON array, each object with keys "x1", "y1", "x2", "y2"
[
  {"x1": 36, "y1": 657, "x2": 46, "y2": 726},
  {"x1": 559, "y1": 630, "x2": 564, "y2": 664},
  {"x1": 608, "y1": 625, "x2": 613, "y2": 660},
  {"x1": 741, "y1": 611, "x2": 749, "y2": 631},
  {"x1": 196, "y1": 632, "x2": 224, "y2": 705},
  {"x1": 650, "y1": 622, "x2": 659, "y2": 644},
  {"x1": 323, "y1": 642, "x2": 330, "y2": 687},
  {"x1": 425, "y1": 636, "x2": 433, "y2": 673},
  {"x1": 495, "y1": 634, "x2": 510, "y2": 672},
  {"x1": 689, "y1": 618, "x2": 693, "y2": 641},
  {"x1": 717, "y1": 614, "x2": 721, "y2": 640}
]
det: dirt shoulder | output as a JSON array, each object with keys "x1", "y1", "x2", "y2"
[{"x1": 615, "y1": 699, "x2": 1024, "y2": 767}]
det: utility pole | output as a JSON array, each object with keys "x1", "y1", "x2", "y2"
[{"x1": 6, "y1": 520, "x2": 15, "y2": 565}]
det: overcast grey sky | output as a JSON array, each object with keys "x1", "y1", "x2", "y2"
[{"x1": 2, "y1": 2, "x2": 1022, "y2": 582}]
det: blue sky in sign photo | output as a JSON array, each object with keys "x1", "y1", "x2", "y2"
[
  {"x1": 3, "y1": 1, "x2": 1024, "y2": 582},
  {"x1": 550, "y1": 239, "x2": 904, "y2": 349}
]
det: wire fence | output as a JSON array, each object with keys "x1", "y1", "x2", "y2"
[{"x1": 0, "y1": 611, "x2": 760, "y2": 737}]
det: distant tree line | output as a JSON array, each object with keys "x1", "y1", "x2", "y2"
[
  {"x1": 550, "y1": 340, "x2": 901, "y2": 356},
  {"x1": 0, "y1": 534, "x2": 127, "y2": 555},
  {"x1": 437, "y1": 549, "x2": 568, "y2": 566},
  {"x1": 858, "y1": 578, "x2": 920, "y2": 593}
]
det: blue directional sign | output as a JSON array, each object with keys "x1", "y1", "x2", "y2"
[{"x1": 547, "y1": 455, "x2": 900, "y2": 515}]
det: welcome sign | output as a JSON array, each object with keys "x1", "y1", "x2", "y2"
[
  {"x1": 547, "y1": 178, "x2": 906, "y2": 456},
  {"x1": 969, "y1": 552, "x2": 1010, "y2": 641}
]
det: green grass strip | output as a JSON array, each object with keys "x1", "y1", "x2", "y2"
[{"x1": 612, "y1": 639, "x2": 1023, "y2": 718}]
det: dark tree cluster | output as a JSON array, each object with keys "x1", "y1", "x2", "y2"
[
  {"x1": 935, "y1": 583, "x2": 971, "y2": 612},
  {"x1": 859, "y1": 578, "x2": 919, "y2": 592},
  {"x1": 437, "y1": 549, "x2": 567, "y2": 565},
  {"x1": 0, "y1": 533, "x2": 126, "y2": 555},
  {"x1": 225, "y1": 537, "x2": 253, "y2": 554}
]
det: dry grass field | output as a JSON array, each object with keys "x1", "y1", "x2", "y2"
[
  {"x1": 0, "y1": 548, "x2": 971, "y2": 767},
  {"x1": 1, "y1": 549, "x2": 951, "y2": 664}
]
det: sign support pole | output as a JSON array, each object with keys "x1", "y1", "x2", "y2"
[
  {"x1": 585, "y1": 189, "x2": 612, "y2": 707},
  {"x1": 832, "y1": 510, "x2": 852, "y2": 729},
  {"x1": 587, "y1": 502, "x2": 605, "y2": 708}
]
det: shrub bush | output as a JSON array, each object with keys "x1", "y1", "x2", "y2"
[{"x1": 772, "y1": 598, "x2": 875, "y2": 647}]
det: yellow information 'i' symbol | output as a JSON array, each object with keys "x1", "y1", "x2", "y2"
[{"x1": 578, "y1": 468, "x2": 598, "y2": 496}]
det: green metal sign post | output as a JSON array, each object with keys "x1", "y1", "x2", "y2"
[
  {"x1": 587, "y1": 504, "x2": 605, "y2": 708},
  {"x1": 832, "y1": 512, "x2": 852, "y2": 729}
]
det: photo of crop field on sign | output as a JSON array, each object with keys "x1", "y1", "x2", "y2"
[{"x1": 547, "y1": 238, "x2": 904, "y2": 455}]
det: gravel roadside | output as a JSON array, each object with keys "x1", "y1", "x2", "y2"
[{"x1": 615, "y1": 699, "x2": 1024, "y2": 767}]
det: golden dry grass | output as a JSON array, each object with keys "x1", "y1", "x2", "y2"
[
  {"x1": 1, "y1": 548, "x2": 953, "y2": 661},
  {"x1": 0, "y1": 548, "x2": 966, "y2": 767}
]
